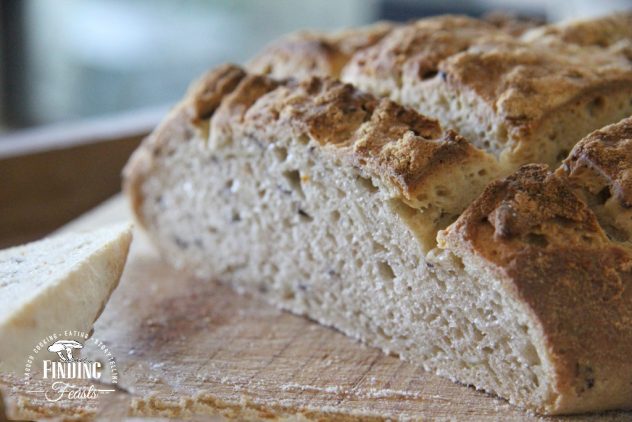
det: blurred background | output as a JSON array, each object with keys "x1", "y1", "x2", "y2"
[
  {"x1": 1, "y1": 0, "x2": 631, "y2": 131},
  {"x1": 0, "y1": 0, "x2": 630, "y2": 247}
]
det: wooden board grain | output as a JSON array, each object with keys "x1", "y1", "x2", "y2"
[{"x1": 2, "y1": 196, "x2": 631, "y2": 421}]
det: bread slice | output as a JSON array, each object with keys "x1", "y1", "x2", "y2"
[
  {"x1": 248, "y1": 14, "x2": 632, "y2": 173},
  {"x1": 0, "y1": 223, "x2": 132, "y2": 372}
]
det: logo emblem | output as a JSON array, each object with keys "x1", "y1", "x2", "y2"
[{"x1": 23, "y1": 331, "x2": 119, "y2": 402}]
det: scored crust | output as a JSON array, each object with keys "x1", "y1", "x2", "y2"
[
  {"x1": 437, "y1": 36, "x2": 632, "y2": 161},
  {"x1": 557, "y1": 116, "x2": 632, "y2": 246},
  {"x1": 341, "y1": 15, "x2": 508, "y2": 100},
  {"x1": 247, "y1": 22, "x2": 395, "y2": 80},
  {"x1": 342, "y1": 17, "x2": 632, "y2": 170},
  {"x1": 212, "y1": 73, "x2": 487, "y2": 205},
  {"x1": 438, "y1": 164, "x2": 632, "y2": 413},
  {"x1": 126, "y1": 64, "x2": 502, "y2": 260},
  {"x1": 248, "y1": 14, "x2": 632, "y2": 172},
  {"x1": 522, "y1": 12, "x2": 632, "y2": 50}
]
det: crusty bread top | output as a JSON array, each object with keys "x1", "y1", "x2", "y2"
[
  {"x1": 439, "y1": 164, "x2": 632, "y2": 407},
  {"x1": 482, "y1": 11, "x2": 545, "y2": 37},
  {"x1": 247, "y1": 22, "x2": 394, "y2": 79},
  {"x1": 522, "y1": 12, "x2": 632, "y2": 49},
  {"x1": 209, "y1": 66, "x2": 488, "y2": 203},
  {"x1": 560, "y1": 116, "x2": 632, "y2": 208},
  {"x1": 439, "y1": 39, "x2": 632, "y2": 127},
  {"x1": 187, "y1": 64, "x2": 247, "y2": 122},
  {"x1": 342, "y1": 16, "x2": 506, "y2": 90}
]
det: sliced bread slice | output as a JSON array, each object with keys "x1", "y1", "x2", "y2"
[{"x1": 0, "y1": 223, "x2": 132, "y2": 372}]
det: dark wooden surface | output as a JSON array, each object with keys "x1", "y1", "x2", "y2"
[{"x1": 0, "y1": 108, "x2": 165, "y2": 248}]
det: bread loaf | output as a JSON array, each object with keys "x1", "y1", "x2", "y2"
[
  {"x1": 123, "y1": 57, "x2": 632, "y2": 414},
  {"x1": 250, "y1": 13, "x2": 632, "y2": 173}
]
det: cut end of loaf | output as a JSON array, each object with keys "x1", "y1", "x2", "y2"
[
  {"x1": 439, "y1": 164, "x2": 632, "y2": 413},
  {"x1": 557, "y1": 116, "x2": 632, "y2": 248}
]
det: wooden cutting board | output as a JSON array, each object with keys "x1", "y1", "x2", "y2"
[{"x1": 2, "y1": 195, "x2": 630, "y2": 421}]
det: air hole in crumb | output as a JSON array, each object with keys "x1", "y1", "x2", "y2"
[
  {"x1": 231, "y1": 211, "x2": 241, "y2": 222},
  {"x1": 225, "y1": 179, "x2": 239, "y2": 193},
  {"x1": 587, "y1": 96, "x2": 605, "y2": 116},
  {"x1": 358, "y1": 176, "x2": 378, "y2": 193},
  {"x1": 298, "y1": 208, "x2": 313, "y2": 222},
  {"x1": 478, "y1": 169, "x2": 487, "y2": 176},
  {"x1": 372, "y1": 241, "x2": 387, "y2": 254},
  {"x1": 421, "y1": 69, "x2": 438, "y2": 80},
  {"x1": 378, "y1": 261, "x2": 396, "y2": 280},
  {"x1": 298, "y1": 134, "x2": 309, "y2": 145},
  {"x1": 274, "y1": 147, "x2": 288, "y2": 162},
  {"x1": 283, "y1": 170, "x2": 305, "y2": 198},
  {"x1": 330, "y1": 210, "x2": 341, "y2": 222}
]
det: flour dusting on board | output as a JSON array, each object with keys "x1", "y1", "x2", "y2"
[{"x1": 280, "y1": 382, "x2": 438, "y2": 400}]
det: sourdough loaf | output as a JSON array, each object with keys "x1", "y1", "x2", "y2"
[
  {"x1": 249, "y1": 13, "x2": 632, "y2": 173},
  {"x1": 123, "y1": 58, "x2": 632, "y2": 414}
]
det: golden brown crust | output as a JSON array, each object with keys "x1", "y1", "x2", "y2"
[
  {"x1": 187, "y1": 64, "x2": 247, "y2": 122},
  {"x1": 213, "y1": 70, "x2": 487, "y2": 201},
  {"x1": 247, "y1": 22, "x2": 395, "y2": 79},
  {"x1": 523, "y1": 12, "x2": 632, "y2": 49},
  {"x1": 344, "y1": 15, "x2": 505, "y2": 88},
  {"x1": 441, "y1": 164, "x2": 632, "y2": 412},
  {"x1": 440, "y1": 40, "x2": 632, "y2": 134},
  {"x1": 560, "y1": 116, "x2": 632, "y2": 208},
  {"x1": 482, "y1": 11, "x2": 545, "y2": 37}
]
